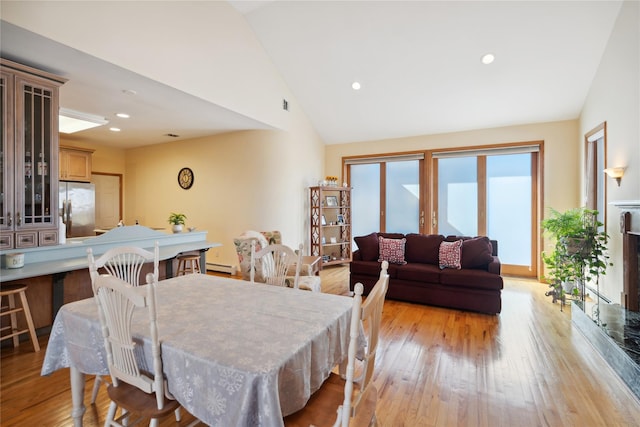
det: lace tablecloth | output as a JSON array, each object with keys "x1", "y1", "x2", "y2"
[{"x1": 41, "y1": 274, "x2": 354, "y2": 426}]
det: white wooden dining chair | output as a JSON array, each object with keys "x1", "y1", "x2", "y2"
[
  {"x1": 250, "y1": 241, "x2": 302, "y2": 289},
  {"x1": 93, "y1": 273, "x2": 200, "y2": 427},
  {"x1": 283, "y1": 261, "x2": 390, "y2": 427},
  {"x1": 87, "y1": 243, "x2": 158, "y2": 404}
]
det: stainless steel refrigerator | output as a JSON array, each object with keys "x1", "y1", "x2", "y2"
[{"x1": 59, "y1": 182, "x2": 96, "y2": 238}]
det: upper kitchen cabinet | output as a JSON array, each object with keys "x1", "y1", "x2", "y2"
[
  {"x1": 59, "y1": 146, "x2": 93, "y2": 182},
  {"x1": 1, "y1": 59, "x2": 67, "y2": 249}
]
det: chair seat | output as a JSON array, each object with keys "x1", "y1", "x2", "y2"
[
  {"x1": 283, "y1": 373, "x2": 377, "y2": 426},
  {"x1": 285, "y1": 275, "x2": 322, "y2": 292},
  {"x1": 107, "y1": 381, "x2": 181, "y2": 419}
]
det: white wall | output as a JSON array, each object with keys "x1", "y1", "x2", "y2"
[{"x1": 580, "y1": 0, "x2": 640, "y2": 302}]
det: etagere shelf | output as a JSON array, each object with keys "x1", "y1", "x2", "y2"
[{"x1": 310, "y1": 186, "x2": 352, "y2": 267}]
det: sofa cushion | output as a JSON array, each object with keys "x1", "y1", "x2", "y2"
[
  {"x1": 354, "y1": 232, "x2": 379, "y2": 261},
  {"x1": 405, "y1": 234, "x2": 444, "y2": 264},
  {"x1": 351, "y1": 260, "x2": 399, "y2": 279},
  {"x1": 461, "y1": 236, "x2": 495, "y2": 269},
  {"x1": 378, "y1": 237, "x2": 407, "y2": 265},
  {"x1": 379, "y1": 232, "x2": 405, "y2": 240},
  {"x1": 439, "y1": 240, "x2": 462, "y2": 269},
  {"x1": 395, "y1": 263, "x2": 442, "y2": 283},
  {"x1": 439, "y1": 268, "x2": 504, "y2": 291}
]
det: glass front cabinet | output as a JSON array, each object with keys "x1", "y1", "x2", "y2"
[{"x1": 1, "y1": 59, "x2": 66, "y2": 249}]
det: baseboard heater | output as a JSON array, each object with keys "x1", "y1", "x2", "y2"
[{"x1": 206, "y1": 263, "x2": 236, "y2": 275}]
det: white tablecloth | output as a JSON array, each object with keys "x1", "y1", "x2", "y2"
[{"x1": 41, "y1": 274, "x2": 355, "y2": 426}]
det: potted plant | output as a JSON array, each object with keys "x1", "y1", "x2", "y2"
[
  {"x1": 541, "y1": 207, "x2": 611, "y2": 312},
  {"x1": 168, "y1": 212, "x2": 187, "y2": 233}
]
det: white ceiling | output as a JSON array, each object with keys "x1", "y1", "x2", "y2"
[{"x1": 1, "y1": 1, "x2": 624, "y2": 148}]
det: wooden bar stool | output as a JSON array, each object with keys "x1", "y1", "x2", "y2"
[
  {"x1": 176, "y1": 254, "x2": 201, "y2": 276},
  {"x1": 0, "y1": 284, "x2": 40, "y2": 352}
]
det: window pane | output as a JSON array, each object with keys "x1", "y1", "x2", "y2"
[
  {"x1": 487, "y1": 154, "x2": 531, "y2": 266},
  {"x1": 351, "y1": 164, "x2": 380, "y2": 246},
  {"x1": 386, "y1": 160, "x2": 419, "y2": 234},
  {"x1": 438, "y1": 157, "x2": 477, "y2": 236}
]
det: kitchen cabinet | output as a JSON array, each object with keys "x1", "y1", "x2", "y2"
[
  {"x1": 59, "y1": 146, "x2": 93, "y2": 182},
  {"x1": 0, "y1": 59, "x2": 66, "y2": 249},
  {"x1": 309, "y1": 186, "x2": 352, "y2": 267}
]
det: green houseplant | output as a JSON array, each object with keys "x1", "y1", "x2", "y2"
[
  {"x1": 541, "y1": 207, "x2": 611, "y2": 311},
  {"x1": 168, "y1": 212, "x2": 187, "y2": 233}
]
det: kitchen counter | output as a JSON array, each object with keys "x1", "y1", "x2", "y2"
[{"x1": 1, "y1": 225, "x2": 219, "y2": 282}]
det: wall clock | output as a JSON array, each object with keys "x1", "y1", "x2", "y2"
[{"x1": 178, "y1": 167, "x2": 194, "y2": 190}]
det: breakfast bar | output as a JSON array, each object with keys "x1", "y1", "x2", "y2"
[{"x1": 0, "y1": 226, "x2": 220, "y2": 333}]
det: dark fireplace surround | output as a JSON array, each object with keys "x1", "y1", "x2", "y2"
[
  {"x1": 572, "y1": 201, "x2": 640, "y2": 401},
  {"x1": 617, "y1": 203, "x2": 640, "y2": 312}
]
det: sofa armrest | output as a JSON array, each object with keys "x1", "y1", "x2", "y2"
[
  {"x1": 487, "y1": 255, "x2": 501, "y2": 275},
  {"x1": 352, "y1": 249, "x2": 363, "y2": 261}
]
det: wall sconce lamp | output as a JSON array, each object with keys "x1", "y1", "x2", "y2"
[{"x1": 604, "y1": 166, "x2": 626, "y2": 186}]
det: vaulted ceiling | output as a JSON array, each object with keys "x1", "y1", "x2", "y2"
[{"x1": 0, "y1": 1, "x2": 624, "y2": 147}]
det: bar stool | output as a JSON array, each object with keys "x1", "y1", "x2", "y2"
[
  {"x1": 176, "y1": 254, "x2": 201, "y2": 276},
  {"x1": 0, "y1": 284, "x2": 40, "y2": 352}
]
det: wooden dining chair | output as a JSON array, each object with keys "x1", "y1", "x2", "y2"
[
  {"x1": 93, "y1": 273, "x2": 200, "y2": 427},
  {"x1": 283, "y1": 261, "x2": 390, "y2": 427},
  {"x1": 250, "y1": 241, "x2": 302, "y2": 288},
  {"x1": 87, "y1": 243, "x2": 159, "y2": 404}
]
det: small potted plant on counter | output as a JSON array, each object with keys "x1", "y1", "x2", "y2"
[{"x1": 168, "y1": 212, "x2": 187, "y2": 233}]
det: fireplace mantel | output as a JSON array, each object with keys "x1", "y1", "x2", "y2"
[
  {"x1": 610, "y1": 200, "x2": 640, "y2": 311},
  {"x1": 610, "y1": 200, "x2": 640, "y2": 210}
]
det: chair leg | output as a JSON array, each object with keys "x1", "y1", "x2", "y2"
[
  {"x1": 105, "y1": 401, "x2": 117, "y2": 427},
  {"x1": 17, "y1": 290, "x2": 40, "y2": 352},
  {"x1": 91, "y1": 375, "x2": 103, "y2": 404},
  {"x1": 7, "y1": 294, "x2": 20, "y2": 348},
  {"x1": 174, "y1": 408, "x2": 182, "y2": 421},
  {"x1": 150, "y1": 418, "x2": 159, "y2": 427}
]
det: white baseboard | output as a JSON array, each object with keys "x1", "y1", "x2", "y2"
[{"x1": 206, "y1": 263, "x2": 236, "y2": 275}]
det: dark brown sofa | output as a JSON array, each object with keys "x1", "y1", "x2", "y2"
[{"x1": 350, "y1": 232, "x2": 503, "y2": 314}]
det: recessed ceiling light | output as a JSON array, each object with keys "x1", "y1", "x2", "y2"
[
  {"x1": 351, "y1": 81, "x2": 361, "y2": 90},
  {"x1": 122, "y1": 89, "x2": 137, "y2": 96},
  {"x1": 481, "y1": 53, "x2": 495, "y2": 65},
  {"x1": 109, "y1": 127, "x2": 121, "y2": 132},
  {"x1": 116, "y1": 113, "x2": 130, "y2": 118}
]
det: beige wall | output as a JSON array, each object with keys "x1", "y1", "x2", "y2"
[
  {"x1": 124, "y1": 104, "x2": 324, "y2": 269},
  {"x1": 579, "y1": 0, "x2": 639, "y2": 302}
]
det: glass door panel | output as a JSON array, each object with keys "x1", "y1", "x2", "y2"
[
  {"x1": 350, "y1": 163, "x2": 380, "y2": 249},
  {"x1": 386, "y1": 160, "x2": 419, "y2": 234},
  {"x1": 437, "y1": 156, "x2": 477, "y2": 236},
  {"x1": 487, "y1": 154, "x2": 531, "y2": 268}
]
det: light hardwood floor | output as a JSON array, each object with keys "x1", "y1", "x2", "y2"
[{"x1": 2, "y1": 267, "x2": 640, "y2": 426}]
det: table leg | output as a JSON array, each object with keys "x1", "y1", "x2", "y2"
[{"x1": 70, "y1": 367, "x2": 86, "y2": 427}]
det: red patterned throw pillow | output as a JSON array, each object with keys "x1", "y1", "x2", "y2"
[
  {"x1": 439, "y1": 240, "x2": 463, "y2": 269},
  {"x1": 378, "y1": 236, "x2": 407, "y2": 265}
]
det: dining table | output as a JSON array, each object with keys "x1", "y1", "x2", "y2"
[{"x1": 41, "y1": 273, "x2": 357, "y2": 426}]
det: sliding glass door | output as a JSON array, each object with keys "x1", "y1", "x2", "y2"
[
  {"x1": 435, "y1": 149, "x2": 538, "y2": 276},
  {"x1": 348, "y1": 157, "x2": 422, "y2": 247}
]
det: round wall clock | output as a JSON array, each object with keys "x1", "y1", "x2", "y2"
[{"x1": 178, "y1": 167, "x2": 194, "y2": 189}]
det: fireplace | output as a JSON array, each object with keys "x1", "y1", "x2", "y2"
[
  {"x1": 614, "y1": 201, "x2": 640, "y2": 312},
  {"x1": 571, "y1": 201, "x2": 640, "y2": 401}
]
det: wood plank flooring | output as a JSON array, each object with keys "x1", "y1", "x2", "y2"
[{"x1": 2, "y1": 267, "x2": 640, "y2": 426}]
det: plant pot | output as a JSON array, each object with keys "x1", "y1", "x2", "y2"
[
  {"x1": 172, "y1": 224, "x2": 183, "y2": 233},
  {"x1": 561, "y1": 236, "x2": 591, "y2": 257}
]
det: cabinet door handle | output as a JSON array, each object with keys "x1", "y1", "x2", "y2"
[
  {"x1": 7, "y1": 212, "x2": 12, "y2": 226},
  {"x1": 16, "y1": 212, "x2": 21, "y2": 226}
]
